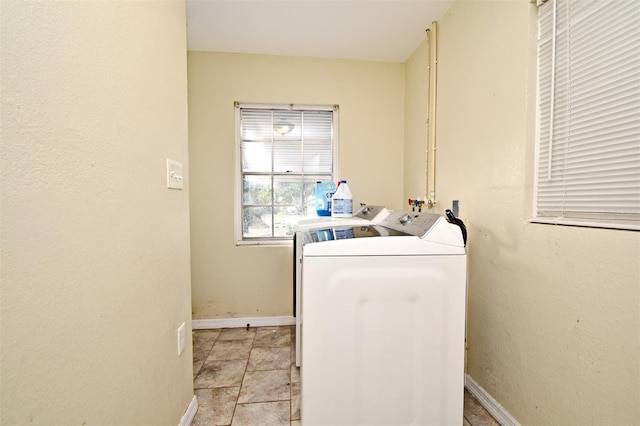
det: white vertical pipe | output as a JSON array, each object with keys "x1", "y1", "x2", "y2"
[{"x1": 427, "y1": 21, "x2": 438, "y2": 207}]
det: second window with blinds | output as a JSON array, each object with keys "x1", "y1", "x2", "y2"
[
  {"x1": 235, "y1": 103, "x2": 338, "y2": 243},
  {"x1": 534, "y1": 0, "x2": 640, "y2": 230}
]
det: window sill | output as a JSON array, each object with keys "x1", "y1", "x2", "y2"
[{"x1": 236, "y1": 239, "x2": 293, "y2": 247}]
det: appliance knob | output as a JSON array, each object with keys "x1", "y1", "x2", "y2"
[{"x1": 398, "y1": 213, "x2": 411, "y2": 225}]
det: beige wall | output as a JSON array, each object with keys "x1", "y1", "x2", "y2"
[
  {"x1": 431, "y1": 0, "x2": 640, "y2": 424},
  {"x1": 1, "y1": 1, "x2": 194, "y2": 424},
  {"x1": 188, "y1": 52, "x2": 405, "y2": 319}
]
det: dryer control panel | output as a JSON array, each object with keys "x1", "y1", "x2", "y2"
[{"x1": 381, "y1": 210, "x2": 443, "y2": 237}]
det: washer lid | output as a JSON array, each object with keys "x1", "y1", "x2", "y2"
[{"x1": 301, "y1": 224, "x2": 410, "y2": 246}]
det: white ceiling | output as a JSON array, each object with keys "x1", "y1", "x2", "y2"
[{"x1": 186, "y1": 1, "x2": 455, "y2": 63}]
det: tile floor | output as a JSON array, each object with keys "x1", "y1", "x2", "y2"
[{"x1": 192, "y1": 326, "x2": 498, "y2": 426}]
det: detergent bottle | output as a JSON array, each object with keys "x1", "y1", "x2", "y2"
[
  {"x1": 331, "y1": 180, "x2": 353, "y2": 217},
  {"x1": 315, "y1": 181, "x2": 336, "y2": 216}
]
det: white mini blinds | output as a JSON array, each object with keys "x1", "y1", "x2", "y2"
[
  {"x1": 240, "y1": 108, "x2": 333, "y2": 175},
  {"x1": 534, "y1": 0, "x2": 640, "y2": 230}
]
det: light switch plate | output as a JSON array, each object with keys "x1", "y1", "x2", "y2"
[{"x1": 167, "y1": 159, "x2": 183, "y2": 190}]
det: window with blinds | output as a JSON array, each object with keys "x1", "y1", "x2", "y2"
[
  {"x1": 235, "y1": 103, "x2": 337, "y2": 242},
  {"x1": 534, "y1": 0, "x2": 640, "y2": 230}
]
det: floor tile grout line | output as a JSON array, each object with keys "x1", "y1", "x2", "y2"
[
  {"x1": 193, "y1": 329, "x2": 218, "y2": 378},
  {"x1": 231, "y1": 330, "x2": 256, "y2": 424},
  {"x1": 234, "y1": 399, "x2": 292, "y2": 405}
]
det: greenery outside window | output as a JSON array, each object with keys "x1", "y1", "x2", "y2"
[{"x1": 235, "y1": 103, "x2": 338, "y2": 244}]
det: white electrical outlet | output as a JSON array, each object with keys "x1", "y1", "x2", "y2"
[
  {"x1": 177, "y1": 322, "x2": 186, "y2": 356},
  {"x1": 167, "y1": 159, "x2": 183, "y2": 190}
]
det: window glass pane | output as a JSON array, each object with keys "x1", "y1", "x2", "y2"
[
  {"x1": 242, "y1": 109, "x2": 272, "y2": 141},
  {"x1": 304, "y1": 140, "x2": 332, "y2": 173},
  {"x1": 242, "y1": 141, "x2": 272, "y2": 172},
  {"x1": 303, "y1": 110, "x2": 333, "y2": 142},
  {"x1": 274, "y1": 140, "x2": 302, "y2": 173},
  {"x1": 274, "y1": 175, "x2": 304, "y2": 207},
  {"x1": 243, "y1": 175, "x2": 271, "y2": 205},
  {"x1": 273, "y1": 110, "x2": 302, "y2": 140},
  {"x1": 243, "y1": 206, "x2": 272, "y2": 238},
  {"x1": 274, "y1": 206, "x2": 296, "y2": 237}
]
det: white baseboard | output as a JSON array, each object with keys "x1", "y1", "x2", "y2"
[
  {"x1": 465, "y1": 374, "x2": 520, "y2": 426},
  {"x1": 179, "y1": 395, "x2": 198, "y2": 426},
  {"x1": 192, "y1": 316, "x2": 295, "y2": 330}
]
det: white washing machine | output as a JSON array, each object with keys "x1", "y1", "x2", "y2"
[
  {"x1": 293, "y1": 205, "x2": 389, "y2": 367},
  {"x1": 299, "y1": 210, "x2": 467, "y2": 426}
]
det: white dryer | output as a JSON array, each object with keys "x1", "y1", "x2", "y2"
[
  {"x1": 299, "y1": 210, "x2": 467, "y2": 426},
  {"x1": 293, "y1": 205, "x2": 389, "y2": 367}
]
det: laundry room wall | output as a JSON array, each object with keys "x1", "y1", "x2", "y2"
[
  {"x1": 424, "y1": 0, "x2": 640, "y2": 424},
  {"x1": 188, "y1": 52, "x2": 405, "y2": 319},
  {"x1": 1, "y1": 1, "x2": 193, "y2": 424}
]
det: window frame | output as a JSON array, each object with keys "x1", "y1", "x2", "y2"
[
  {"x1": 531, "y1": 0, "x2": 640, "y2": 231},
  {"x1": 234, "y1": 102, "x2": 339, "y2": 245}
]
